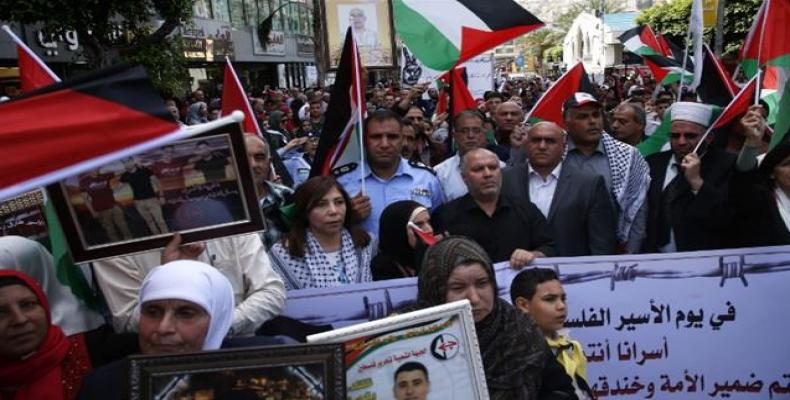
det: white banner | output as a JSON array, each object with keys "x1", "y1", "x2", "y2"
[
  {"x1": 281, "y1": 246, "x2": 790, "y2": 399},
  {"x1": 400, "y1": 46, "x2": 494, "y2": 99}
]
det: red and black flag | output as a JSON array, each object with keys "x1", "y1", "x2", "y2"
[
  {"x1": 0, "y1": 64, "x2": 189, "y2": 200},
  {"x1": 618, "y1": 25, "x2": 666, "y2": 57},
  {"x1": 643, "y1": 54, "x2": 694, "y2": 86},
  {"x1": 393, "y1": 0, "x2": 544, "y2": 72},
  {"x1": 525, "y1": 62, "x2": 595, "y2": 128},
  {"x1": 697, "y1": 44, "x2": 740, "y2": 107},
  {"x1": 311, "y1": 27, "x2": 366, "y2": 178},
  {"x1": 435, "y1": 67, "x2": 477, "y2": 117}
]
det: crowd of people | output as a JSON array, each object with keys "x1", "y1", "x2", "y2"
[{"x1": 0, "y1": 66, "x2": 784, "y2": 400}]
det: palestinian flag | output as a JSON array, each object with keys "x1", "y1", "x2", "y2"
[
  {"x1": 697, "y1": 44, "x2": 739, "y2": 107},
  {"x1": 769, "y1": 69, "x2": 790, "y2": 150},
  {"x1": 311, "y1": 27, "x2": 366, "y2": 177},
  {"x1": 643, "y1": 54, "x2": 694, "y2": 86},
  {"x1": 0, "y1": 64, "x2": 189, "y2": 200},
  {"x1": 436, "y1": 67, "x2": 477, "y2": 117},
  {"x1": 738, "y1": 0, "x2": 790, "y2": 79},
  {"x1": 393, "y1": 0, "x2": 543, "y2": 71},
  {"x1": 656, "y1": 33, "x2": 675, "y2": 59},
  {"x1": 2, "y1": 25, "x2": 60, "y2": 91},
  {"x1": 525, "y1": 62, "x2": 595, "y2": 128},
  {"x1": 709, "y1": 75, "x2": 759, "y2": 131},
  {"x1": 222, "y1": 57, "x2": 261, "y2": 136},
  {"x1": 618, "y1": 25, "x2": 666, "y2": 56}
]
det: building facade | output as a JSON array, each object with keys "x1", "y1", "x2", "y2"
[{"x1": 0, "y1": 0, "x2": 319, "y2": 97}]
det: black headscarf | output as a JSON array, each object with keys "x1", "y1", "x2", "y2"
[
  {"x1": 416, "y1": 236, "x2": 550, "y2": 399},
  {"x1": 379, "y1": 201, "x2": 424, "y2": 266}
]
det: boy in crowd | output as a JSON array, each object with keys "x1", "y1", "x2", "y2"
[{"x1": 510, "y1": 268, "x2": 593, "y2": 399}]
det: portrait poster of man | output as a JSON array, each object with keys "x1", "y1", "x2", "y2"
[
  {"x1": 308, "y1": 301, "x2": 488, "y2": 399},
  {"x1": 323, "y1": 0, "x2": 394, "y2": 68},
  {"x1": 130, "y1": 343, "x2": 344, "y2": 400},
  {"x1": 47, "y1": 121, "x2": 264, "y2": 263},
  {"x1": 148, "y1": 363, "x2": 328, "y2": 399}
]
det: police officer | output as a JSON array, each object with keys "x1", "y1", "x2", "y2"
[{"x1": 335, "y1": 109, "x2": 445, "y2": 235}]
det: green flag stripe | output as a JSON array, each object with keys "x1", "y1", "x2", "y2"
[
  {"x1": 769, "y1": 78, "x2": 790, "y2": 150},
  {"x1": 393, "y1": 0, "x2": 460, "y2": 71}
]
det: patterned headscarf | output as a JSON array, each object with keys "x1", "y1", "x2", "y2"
[{"x1": 416, "y1": 237, "x2": 550, "y2": 398}]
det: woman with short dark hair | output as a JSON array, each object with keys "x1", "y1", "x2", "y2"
[{"x1": 269, "y1": 176, "x2": 373, "y2": 289}]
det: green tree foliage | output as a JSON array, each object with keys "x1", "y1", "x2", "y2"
[
  {"x1": 1, "y1": 0, "x2": 195, "y2": 93},
  {"x1": 636, "y1": 0, "x2": 762, "y2": 55}
]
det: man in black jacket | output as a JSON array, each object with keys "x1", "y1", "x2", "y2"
[
  {"x1": 642, "y1": 102, "x2": 736, "y2": 253},
  {"x1": 432, "y1": 148, "x2": 556, "y2": 267}
]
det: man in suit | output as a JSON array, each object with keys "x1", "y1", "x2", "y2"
[
  {"x1": 642, "y1": 102, "x2": 736, "y2": 253},
  {"x1": 502, "y1": 122, "x2": 617, "y2": 256}
]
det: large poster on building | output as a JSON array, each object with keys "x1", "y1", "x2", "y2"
[
  {"x1": 321, "y1": 0, "x2": 395, "y2": 68},
  {"x1": 400, "y1": 46, "x2": 494, "y2": 99},
  {"x1": 281, "y1": 246, "x2": 790, "y2": 399}
]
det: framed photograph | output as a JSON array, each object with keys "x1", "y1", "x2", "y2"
[
  {"x1": 46, "y1": 121, "x2": 264, "y2": 263},
  {"x1": 319, "y1": 0, "x2": 396, "y2": 69},
  {"x1": 0, "y1": 189, "x2": 49, "y2": 243},
  {"x1": 129, "y1": 344, "x2": 345, "y2": 400},
  {"x1": 307, "y1": 300, "x2": 489, "y2": 400}
]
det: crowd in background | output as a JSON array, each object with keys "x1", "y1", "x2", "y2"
[{"x1": 1, "y1": 64, "x2": 783, "y2": 400}]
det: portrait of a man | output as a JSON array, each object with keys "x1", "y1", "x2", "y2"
[
  {"x1": 393, "y1": 362, "x2": 430, "y2": 400},
  {"x1": 324, "y1": 0, "x2": 394, "y2": 68}
]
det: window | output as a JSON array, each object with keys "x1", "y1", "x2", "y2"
[
  {"x1": 212, "y1": 0, "x2": 231, "y2": 22},
  {"x1": 229, "y1": 0, "x2": 246, "y2": 28},
  {"x1": 244, "y1": 0, "x2": 259, "y2": 25},
  {"x1": 193, "y1": 0, "x2": 212, "y2": 18}
]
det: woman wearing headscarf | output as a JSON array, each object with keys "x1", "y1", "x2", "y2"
[
  {"x1": 730, "y1": 106, "x2": 790, "y2": 246},
  {"x1": 78, "y1": 260, "x2": 234, "y2": 399},
  {"x1": 269, "y1": 176, "x2": 373, "y2": 290},
  {"x1": 0, "y1": 236, "x2": 105, "y2": 335},
  {"x1": 186, "y1": 101, "x2": 208, "y2": 125},
  {"x1": 372, "y1": 200, "x2": 435, "y2": 280},
  {"x1": 414, "y1": 237, "x2": 576, "y2": 400},
  {"x1": 0, "y1": 270, "x2": 96, "y2": 400}
]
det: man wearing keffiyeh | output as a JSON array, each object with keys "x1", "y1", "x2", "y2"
[{"x1": 562, "y1": 93, "x2": 651, "y2": 253}]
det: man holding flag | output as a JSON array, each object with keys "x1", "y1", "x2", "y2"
[
  {"x1": 642, "y1": 102, "x2": 736, "y2": 253},
  {"x1": 335, "y1": 109, "x2": 446, "y2": 236}
]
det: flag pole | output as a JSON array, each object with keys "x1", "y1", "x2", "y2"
[
  {"x1": 1, "y1": 25, "x2": 60, "y2": 82},
  {"x1": 754, "y1": 0, "x2": 770, "y2": 105},
  {"x1": 350, "y1": 28, "x2": 366, "y2": 195},
  {"x1": 676, "y1": 23, "x2": 693, "y2": 101}
]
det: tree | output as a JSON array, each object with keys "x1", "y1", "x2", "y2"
[
  {"x1": 636, "y1": 0, "x2": 762, "y2": 55},
  {"x1": 1, "y1": 0, "x2": 195, "y2": 93}
]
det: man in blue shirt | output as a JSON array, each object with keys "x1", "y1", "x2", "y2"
[{"x1": 335, "y1": 110, "x2": 445, "y2": 235}]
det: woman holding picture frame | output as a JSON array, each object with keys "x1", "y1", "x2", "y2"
[
  {"x1": 269, "y1": 176, "x2": 373, "y2": 290},
  {"x1": 415, "y1": 236, "x2": 576, "y2": 400}
]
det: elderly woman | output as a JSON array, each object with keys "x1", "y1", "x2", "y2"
[
  {"x1": 372, "y1": 200, "x2": 436, "y2": 280},
  {"x1": 269, "y1": 176, "x2": 373, "y2": 290},
  {"x1": 0, "y1": 236, "x2": 105, "y2": 335},
  {"x1": 0, "y1": 270, "x2": 98, "y2": 399},
  {"x1": 415, "y1": 237, "x2": 576, "y2": 399},
  {"x1": 78, "y1": 260, "x2": 234, "y2": 399}
]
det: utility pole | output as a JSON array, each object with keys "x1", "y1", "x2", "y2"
[{"x1": 714, "y1": 0, "x2": 726, "y2": 56}]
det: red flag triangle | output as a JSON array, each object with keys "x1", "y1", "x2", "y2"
[{"x1": 221, "y1": 58, "x2": 261, "y2": 136}]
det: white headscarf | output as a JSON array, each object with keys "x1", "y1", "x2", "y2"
[
  {"x1": 0, "y1": 236, "x2": 105, "y2": 335},
  {"x1": 139, "y1": 260, "x2": 234, "y2": 350}
]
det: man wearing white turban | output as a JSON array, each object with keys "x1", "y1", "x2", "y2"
[{"x1": 642, "y1": 101, "x2": 736, "y2": 253}]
